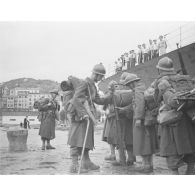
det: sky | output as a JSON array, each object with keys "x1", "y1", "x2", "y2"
[{"x1": 0, "y1": 21, "x2": 195, "y2": 83}]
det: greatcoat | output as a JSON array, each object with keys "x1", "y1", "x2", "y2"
[
  {"x1": 67, "y1": 77, "x2": 110, "y2": 150},
  {"x1": 132, "y1": 81, "x2": 157, "y2": 156},
  {"x1": 155, "y1": 73, "x2": 195, "y2": 157},
  {"x1": 39, "y1": 98, "x2": 58, "y2": 140}
]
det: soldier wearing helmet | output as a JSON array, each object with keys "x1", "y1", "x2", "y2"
[
  {"x1": 154, "y1": 57, "x2": 195, "y2": 174},
  {"x1": 67, "y1": 63, "x2": 112, "y2": 173},
  {"x1": 120, "y1": 72, "x2": 157, "y2": 173},
  {"x1": 38, "y1": 89, "x2": 59, "y2": 150},
  {"x1": 102, "y1": 80, "x2": 136, "y2": 166}
]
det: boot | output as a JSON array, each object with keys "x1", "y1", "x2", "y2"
[
  {"x1": 104, "y1": 155, "x2": 116, "y2": 161},
  {"x1": 126, "y1": 149, "x2": 136, "y2": 166},
  {"x1": 46, "y1": 145, "x2": 56, "y2": 150},
  {"x1": 112, "y1": 148, "x2": 126, "y2": 166},
  {"x1": 41, "y1": 145, "x2": 45, "y2": 150},
  {"x1": 112, "y1": 160, "x2": 126, "y2": 166},
  {"x1": 134, "y1": 155, "x2": 153, "y2": 174},
  {"x1": 83, "y1": 151, "x2": 100, "y2": 170},
  {"x1": 46, "y1": 140, "x2": 55, "y2": 149},
  {"x1": 70, "y1": 156, "x2": 79, "y2": 173},
  {"x1": 105, "y1": 144, "x2": 116, "y2": 161},
  {"x1": 70, "y1": 156, "x2": 88, "y2": 174},
  {"x1": 41, "y1": 139, "x2": 45, "y2": 150},
  {"x1": 185, "y1": 163, "x2": 195, "y2": 175},
  {"x1": 170, "y1": 168, "x2": 179, "y2": 175}
]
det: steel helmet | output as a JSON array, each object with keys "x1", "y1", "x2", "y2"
[
  {"x1": 119, "y1": 72, "x2": 131, "y2": 85},
  {"x1": 60, "y1": 80, "x2": 71, "y2": 91},
  {"x1": 92, "y1": 63, "x2": 106, "y2": 76},
  {"x1": 49, "y1": 89, "x2": 59, "y2": 95},
  {"x1": 120, "y1": 73, "x2": 141, "y2": 85},
  {"x1": 156, "y1": 57, "x2": 174, "y2": 71}
]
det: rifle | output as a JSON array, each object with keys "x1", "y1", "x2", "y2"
[
  {"x1": 110, "y1": 84, "x2": 126, "y2": 165},
  {"x1": 176, "y1": 88, "x2": 195, "y2": 116}
]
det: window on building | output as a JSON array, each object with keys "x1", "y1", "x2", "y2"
[
  {"x1": 29, "y1": 119, "x2": 35, "y2": 121},
  {"x1": 10, "y1": 119, "x2": 16, "y2": 121}
]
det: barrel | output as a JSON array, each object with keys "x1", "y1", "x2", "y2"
[{"x1": 7, "y1": 126, "x2": 28, "y2": 152}]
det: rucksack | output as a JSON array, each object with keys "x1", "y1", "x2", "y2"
[
  {"x1": 160, "y1": 74, "x2": 195, "y2": 123},
  {"x1": 114, "y1": 89, "x2": 133, "y2": 107},
  {"x1": 33, "y1": 98, "x2": 50, "y2": 111},
  {"x1": 163, "y1": 74, "x2": 194, "y2": 94}
]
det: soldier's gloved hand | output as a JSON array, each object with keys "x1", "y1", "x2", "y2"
[
  {"x1": 82, "y1": 115, "x2": 89, "y2": 120},
  {"x1": 135, "y1": 119, "x2": 141, "y2": 127}
]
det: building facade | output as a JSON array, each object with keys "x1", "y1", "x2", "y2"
[
  {"x1": 0, "y1": 111, "x2": 40, "y2": 126},
  {"x1": 1, "y1": 87, "x2": 51, "y2": 111}
]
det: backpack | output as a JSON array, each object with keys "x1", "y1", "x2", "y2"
[
  {"x1": 114, "y1": 89, "x2": 133, "y2": 107},
  {"x1": 33, "y1": 98, "x2": 49, "y2": 111},
  {"x1": 161, "y1": 74, "x2": 195, "y2": 123},
  {"x1": 163, "y1": 74, "x2": 194, "y2": 94}
]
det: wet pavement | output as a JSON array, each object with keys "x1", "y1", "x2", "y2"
[{"x1": 0, "y1": 126, "x2": 187, "y2": 175}]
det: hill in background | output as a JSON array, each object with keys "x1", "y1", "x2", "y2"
[{"x1": 2, "y1": 78, "x2": 60, "y2": 93}]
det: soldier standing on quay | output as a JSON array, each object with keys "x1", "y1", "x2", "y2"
[
  {"x1": 102, "y1": 80, "x2": 135, "y2": 166},
  {"x1": 67, "y1": 63, "x2": 112, "y2": 173},
  {"x1": 120, "y1": 73, "x2": 157, "y2": 173},
  {"x1": 38, "y1": 90, "x2": 59, "y2": 150},
  {"x1": 154, "y1": 57, "x2": 195, "y2": 175}
]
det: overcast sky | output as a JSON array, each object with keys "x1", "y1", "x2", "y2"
[{"x1": 0, "y1": 21, "x2": 194, "y2": 83}]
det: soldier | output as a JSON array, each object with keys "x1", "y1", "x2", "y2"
[
  {"x1": 67, "y1": 63, "x2": 111, "y2": 173},
  {"x1": 38, "y1": 90, "x2": 59, "y2": 150},
  {"x1": 120, "y1": 73, "x2": 157, "y2": 173},
  {"x1": 102, "y1": 81, "x2": 118, "y2": 161},
  {"x1": 102, "y1": 80, "x2": 135, "y2": 166},
  {"x1": 154, "y1": 57, "x2": 195, "y2": 174}
]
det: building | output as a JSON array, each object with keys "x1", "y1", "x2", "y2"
[
  {"x1": 2, "y1": 87, "x2": 51, "y2": 111},
  {"x1": 0, "y1": 111, "x2": 40, "y2": 126},
  {"x1": 7, "y1": 96, "x2": 15, "y2": 108},
  {"x1": 9, "y1": 87, "x2": 40, "y2": 96}
]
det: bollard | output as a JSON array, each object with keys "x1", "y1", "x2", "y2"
[{"x1": 7, "y1": 126, "x2": 28, "y2": 152}]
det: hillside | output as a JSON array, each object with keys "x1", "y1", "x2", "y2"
[{"x1": 2, "y1": 78, "x2": 60, "y2": 93}]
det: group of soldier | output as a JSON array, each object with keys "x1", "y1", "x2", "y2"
[{"x1": 37, "y1": 56, "x2": 195, "y2": 175}]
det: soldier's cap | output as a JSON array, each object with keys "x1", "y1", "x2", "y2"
[
  {"x1": 153, "y1": 39, "x2": 157, "y2": 41},
  {"x1": 159, "y1": 35, "x2": 163, "y2": 38},
  {"x1": 49, "y1": 90, "x2": 59, "y2": 95}
]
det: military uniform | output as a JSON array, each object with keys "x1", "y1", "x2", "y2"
[
  {"x1": 102, "y1": 100, "x2": 135, "y2": 164},
  {"x1": 38, "y1": 90, "x2": 59, "y2": 151},
  {"x1": 155, "y1": 57, "x2": 195, "y2": 174},
  {"x1": 39, "y1": 98, "x2": 58, "y2": 140},
  {"x1": 67, "y1": 77, "x2": 110, "y2": 150},
  {"x1": 67, "y1": 63, "x2": 111, "y2": 173},
  {"x1": 120, "y1": 72, "x2": 157, "y2": 172}
]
